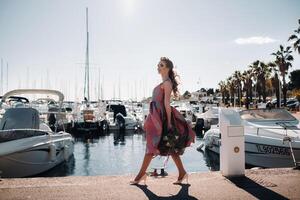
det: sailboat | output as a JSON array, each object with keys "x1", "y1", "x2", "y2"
[{"x1": 72, "y1": 8, "x2": 106, "y2": 135}]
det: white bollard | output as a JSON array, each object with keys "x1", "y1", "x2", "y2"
[{"x1": 219, "y1": 108, "x2": 245, "y2": 177}]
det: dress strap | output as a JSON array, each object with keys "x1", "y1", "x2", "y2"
[{"x1": 161, "y1": 78, "x2": 171, "y2": 85}]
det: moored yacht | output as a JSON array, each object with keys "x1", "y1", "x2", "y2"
[
  {"x1": 106, "y1": 102, "x2": 139, "y2": 131},
  {"x1": 0, "y1": 89, "x2": 74, "y2": 178},
  {"x1": 202, "y1": 108, "x2": 300, "y2": 168},
  {"x1": 194, "y1": 106, "x2": 219, "y2": 134}
]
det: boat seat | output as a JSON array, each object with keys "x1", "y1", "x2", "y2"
[{"x1": 0, "y1": 108, "x2": 40, "y2": 130}]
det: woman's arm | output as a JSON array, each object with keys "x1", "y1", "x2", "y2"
[{"x1": 163, "y1": 81, "x2": 173, "y2": 129}]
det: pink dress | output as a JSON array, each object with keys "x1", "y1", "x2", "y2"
[{"x1": 144, "y1": 82, "x2": 196, "y2": 155}]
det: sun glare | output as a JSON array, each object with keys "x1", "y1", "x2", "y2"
[{"x1": 122, "y1": 0, "x2": 136, "y2": 16}]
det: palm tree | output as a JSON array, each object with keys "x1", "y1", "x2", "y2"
[
  {"x1": 268, "y1": 62, "x2": 281, "y2": 107},
  {"x1": 265, "y1": 78, "x2": 273, "y2": 98},
  {"x1": 288, "y1": 19, "x2": 300, "y2": 54},
  {"x1": 232, "y1": 70, "x2": 243, "y2": 107},
  {"x1": 271, "y1": 45, "x2": 294, "y2": 106},
  {"x1": 249, "y1": 60, "x2": 260, "y2": 103},
  {"x1": 246, "y1": 64, "x2": 255, "y2": 103},
  {"x1": 242, "y1": 69, "x2": 254, "y2": 109},
  {"x1": 249, "y1": 60, "x2": 271, "y2": 103},
  {"x1": 226, "y1": 76, "x2": 235, "y2": 106},
  {"x1": 259, "y1": 61, "x2": 272, "y2": 102},
  {"x1": 218, "y1": 81, "x2": 227, "y2": 104}
]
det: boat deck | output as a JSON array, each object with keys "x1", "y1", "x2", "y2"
[{"x1": 1, "y1": 168, "x2": 299, "y2": 200}]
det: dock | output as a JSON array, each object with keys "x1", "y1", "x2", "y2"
[{"x1": 1, "y1": 168, "x2": 299, "y2": 200}]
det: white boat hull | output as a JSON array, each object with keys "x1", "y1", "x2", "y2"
[
  {"x1": 0, "y1": 133, "x2": 74, "y2": 178},
  {"x1": 109, "y1": 123, "x2": 138, "y2": 130},
  {"x1": 204, "y1": 132, "x2": 300, "y2": 168}
]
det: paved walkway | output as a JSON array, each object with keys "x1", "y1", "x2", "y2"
[
  {"x1": 292, "y1": 111, "x2": 300, "y2": 120},
  {"x1": 1, "y1": 168, "x2": 299, "y2": 200}
]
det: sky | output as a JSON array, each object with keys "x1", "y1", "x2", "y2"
[{"x1": 0, "y1": 0, "x2": 300, "y2": 101}]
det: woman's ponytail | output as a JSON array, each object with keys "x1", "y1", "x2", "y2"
[{"x1": 160, "y1": 57, "x2": 179, "y2": 97}]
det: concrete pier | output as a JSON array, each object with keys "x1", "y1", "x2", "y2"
[{"x1": 1, "y1": 168, "x2": 299, "y2": 200}]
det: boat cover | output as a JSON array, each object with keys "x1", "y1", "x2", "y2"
[{"x1": 0, "y1": 108, "x2": 40, "y2": 130}]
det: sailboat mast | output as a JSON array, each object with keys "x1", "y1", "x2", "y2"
[
  {"x1": 84, "y1": 7, "x2": 90, "y2": 101},
  {"x1": 26, "y1": 67, "x2": 29, "y2": 88},
  {"x1": 0, "y1": 58, "x2": 3, "y2": 94},
  {"x1": 101, "y1": 75, "x2": 104, "y2": 100},
  {"x1": 118, "y1": 76, "x2": 121, "y2": 100},
  {"x1": 6, "y1": 62, "x2": 8, "y2": 92},
  {"x1": 98, "y1": 68, "x2": 101, "y2": 100}
]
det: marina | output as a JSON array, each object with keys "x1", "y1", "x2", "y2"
[
  {"x1": 0, "y1": 89, "x2": 218, "y2": 178},
  {"x1": 1, "y1": 1, "x2": 300, "y2": 199},
  {"x1": 1, "y1": 168, "x2": 300, "y2": 200},
  {"x1": 1, "y1": 89, "x2": 299, "y2": 178}
]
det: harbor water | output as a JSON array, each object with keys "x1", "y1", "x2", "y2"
[{"x1": 38, "y1": 130, "x2": 218, "y2": 177}]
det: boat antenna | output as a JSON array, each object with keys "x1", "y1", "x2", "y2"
[
  {"x1": 6, "y1": 62, "x2": 8, "y2": 92},
  {"x1": 84, "y1": 7, "x2": 90, "y2": 102},
  {"x1": 0, "y1": 58, "x2": 3, "y2": 94}
]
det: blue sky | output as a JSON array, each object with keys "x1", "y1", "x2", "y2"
[{"x1": 0, "y1": 0, "x2": 299, "y2": 100}]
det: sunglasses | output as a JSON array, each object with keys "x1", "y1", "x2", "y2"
[{"x1": 158, "y1": 63, "x2": 165, "y2": 68}]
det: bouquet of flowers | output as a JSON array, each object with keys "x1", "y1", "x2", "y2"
[{"x1": 158, "y1": 115, "x2": 189, "y2": 156}]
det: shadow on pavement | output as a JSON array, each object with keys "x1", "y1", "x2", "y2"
[
  {"x1": 228, "y1": 176, "x2": 289, "y2": 200},
  {"x1": 134, "y1": 183, "x2": 198, "y2": 200}
]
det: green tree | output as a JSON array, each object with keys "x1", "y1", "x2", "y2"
[
  {"x1": 226, "y1": 76, "x2": 235, "y2": 106},
  {"x1": 288, "y1": 19, "x2": 300, "y2": 54},
  {"x1": 271, "y1": 45, "x2": 294, "y2": 106},
  {"x1": 249, "y1": 60, "x2": 271, "y2": 103},
  {"x1": 268, "y1": 61, "x2": 281, "y2": 107},
  {"x1": 259, "y1": 61, "x2": 272, "y2": 102},
  {"x1": 207, "y1": 88, "x2": 214, "y2": 96},
  {"x1": 218, "y1": 81, "x2": 227, "y2": 104},
  {"x1": 182, "y1": 91, "x2": 191, "y2": 99},
  {"x1": 242, "y1": 69, "x2": 253, "y2": 109},
  {"x1": 232, "y1": 70, "x2": 243, "y2": 107},
  {"x1": 289, "y1": 69, "x2": 300, "y2": 90}
]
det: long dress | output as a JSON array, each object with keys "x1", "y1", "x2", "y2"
[{"x1": 144, "y1": 81, "x2": 196, "y2": 155}]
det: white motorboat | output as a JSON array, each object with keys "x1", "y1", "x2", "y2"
[
  {"x1": 195, "y1": 107, "x2": 219, "y2": 131},
  {"x1": 202, "y1": 108, "x2": 300, "y2": 168},
  {"x1": 71, "y1": 101, "x2": 107, "y2": 134},
  {"x1": 106, "y1": 102, "x2": 139, "y2": 131},
  {"x1": 172, "y1": 101, "x2": 194, "y2": 123},
  {"x1": 0, "y1": 89, "x2": 74, "y2": 178},
  {"x1": 30, "y1": 97, "x2": 74, "y2": 132}
]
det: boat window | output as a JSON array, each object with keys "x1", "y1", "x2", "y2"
[{"x1": 240, "y1": 109, "x2": 296, "y2": 121}]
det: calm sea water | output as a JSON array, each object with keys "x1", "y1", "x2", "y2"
[{"x1": 39, "y1": 130, "x2": 220, "y2": 177}]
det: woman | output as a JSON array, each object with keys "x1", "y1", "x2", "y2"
[{"x1": 130, "y1": 57, "x2": 196, "y2": 185}]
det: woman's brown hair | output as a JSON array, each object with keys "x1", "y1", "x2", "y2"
[{"x1": 160, "y1": 57, "x2": 179, "y2": 97}]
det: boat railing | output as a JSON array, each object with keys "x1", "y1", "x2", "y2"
[
  {"x1": 283, "y1": 136, "x2": 300, "y2": 168},
  {"x1": 255, "y1": 123, "x2": 299, "y2": 137}
]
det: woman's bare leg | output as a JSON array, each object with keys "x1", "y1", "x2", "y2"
[
  {"x1": 171, "y1": 154, "x2": 187, "y2": 179},
  {"x1": 134, "y1": 153, "x2": 153, "y2": 181}
]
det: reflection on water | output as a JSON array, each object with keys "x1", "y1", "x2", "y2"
[
  {"x1": 36, "y1": 155, "x2": 75, "y2": 177},
  {"x1": 39, "y1": 131, "x2": 220, "y2": 177},
  {"x1": 203, "y1": 150, "x2": 220, "y2": 171}
]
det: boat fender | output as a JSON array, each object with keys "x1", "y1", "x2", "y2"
[
  {"x1": 49, "y1": 143, "x2": 56, "y2": 161},
  {"x1": 64, "y1": 145, "x2": 69, "y2": 161}
]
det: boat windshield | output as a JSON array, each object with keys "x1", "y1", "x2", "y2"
[{"x1": 240, "y1": 109, "x2": 296, "y2": 122}]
